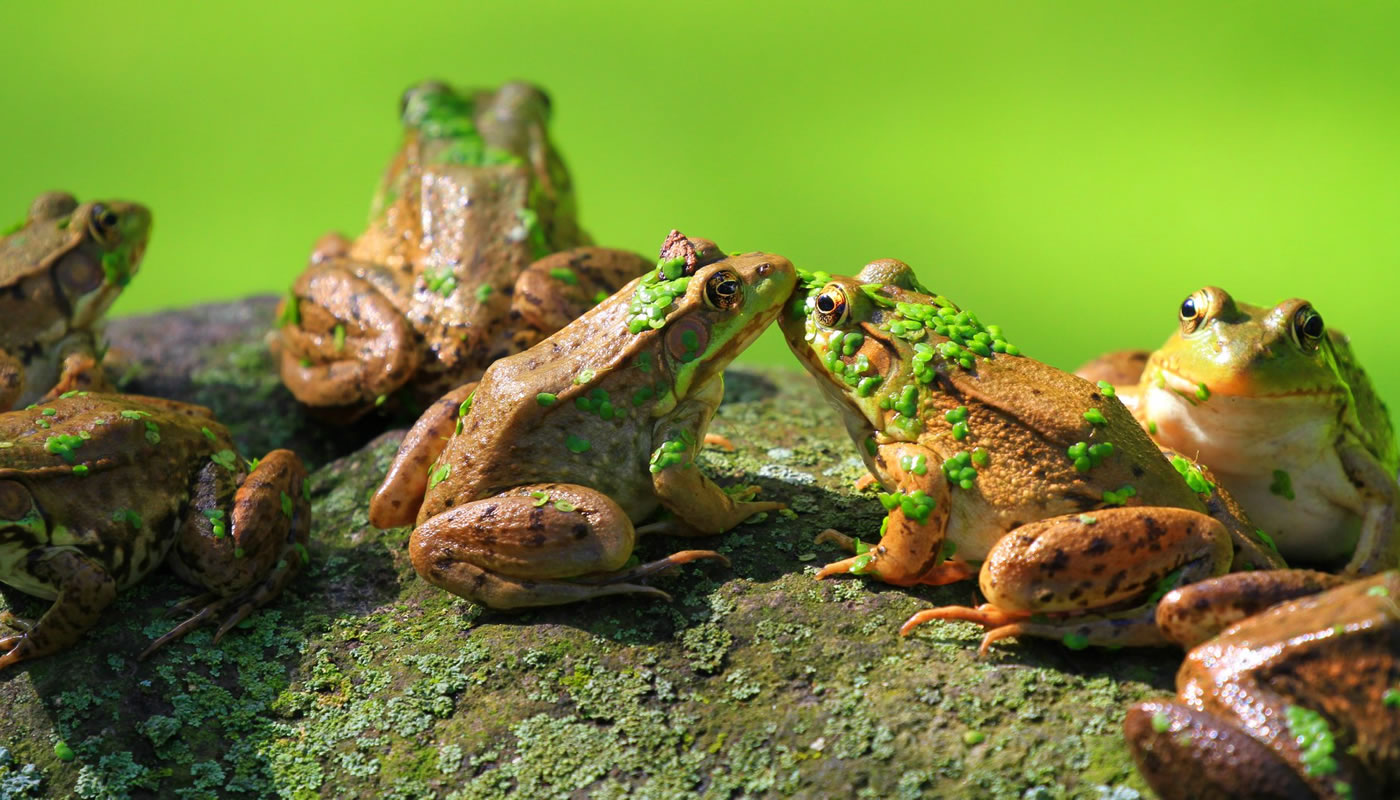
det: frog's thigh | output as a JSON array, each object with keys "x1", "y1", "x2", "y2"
[
  {"x1": 409, "y1": 483, "x2": 667, "y2": 609},
  {"x1": 1124, "y1": 701, "x2": 1315, "y2": 800},
  {"x1": 1338, "y1": 442, "x2": 1400, "y2": 576},
  {"x1": 1072, "y1": 349, "x2": 1150, "y2": 388},
  {"x1": 0, "y1": 549, "x2": 116, "y2": 671},
  {"x1": 369, "y1": 382, "x2": 478, "y2": 529}
]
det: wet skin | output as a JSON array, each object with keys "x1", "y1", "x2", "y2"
[
  {"x1": 0, "y1": 393, "x2": 311, "y2": 670},
  {"x1": 781, "y1": 262, "x2": 1284, "y2": 653},
  {"x1": 276, "y1": 80, "x2": 649, "y2": 421},
  {"x1": 368, "y1": 231, "x2": 797, "y2": 609},
  {"x1": 0, "y1": 192, "x2": 151, "y2": 410},
  {"x1": 1078, "y1": 286, "x2": 1398, "y2": 577},
  {"x1": 1126, "y1": 570, "x2": 1400, "y2": 800}
]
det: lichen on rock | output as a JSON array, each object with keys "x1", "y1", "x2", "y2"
[{"x1": 0, "y1": 297, "x2": 1173, "y2": 798}]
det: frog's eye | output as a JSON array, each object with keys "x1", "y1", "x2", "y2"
[
  {"x1": 1178, "y1": 290, "x2": 1208, "y2": 334},
  {"x1": 814, "y1": 287, "x2": 849, "y2": 327},
  {"x1": 1292, "y1": 305, "x2": 1325, "y2": 352},
  {"x1": 0, "y1": 480, "x2": 31, "y2": 520},
  {"x1": 89, "y1": 204, "x2": 119, "y2": 243},
  {"x1": 704, "y1": 270, "x2": 743, "y2": 311}
]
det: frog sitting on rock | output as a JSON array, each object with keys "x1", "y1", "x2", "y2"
[
  {"x1": 0, "y1": 191, "x2": 151, "y2": 411},
  {"x1": 0, "y1": 393, "x2": 311, "y2": 670},
  {"x1": 1078, "y1": 286, "x2": 1398, "y2": 577},
  {"x1": 276, "y1": 80, "x2": 650, "y2": 422},
  {"x1": 369, "y1": 231, "x2": 794, "y2": 608},
  {"x1": 780, "y1": 261, "x2": 1284, "y2": 652}
]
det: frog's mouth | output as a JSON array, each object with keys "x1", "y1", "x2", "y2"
[{"x1": 1151, "y1": 364, "x2": 1345, "y2": 403}]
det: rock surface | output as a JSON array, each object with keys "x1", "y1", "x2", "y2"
[{"x1": 0, "y1": 297, "x2": 1176, "y2": 799}]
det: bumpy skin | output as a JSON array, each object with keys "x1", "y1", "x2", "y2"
[
  {"x1": 1079, "y1": 286, "x2": 1398, "y2": 576},
  {"x1": 0, "y1": 393, "x2": 311, "y2": 670},
  {"x1": 369, "y1": 231, "x2": 796, "y2": 608},
  {"x1": 276, "y1": 80, "x2": 649, "y2": 422},
  {"x1": 0, "y1": 191, "x2": 151, "y2": 410},
  {"x1": 780, "y1": 262, "x2": 1284, "y2": 653},
  {"x1": 1126, "y1": 571, "x2": 1400, "y2": 800}
]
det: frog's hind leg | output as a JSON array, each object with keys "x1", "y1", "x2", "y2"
[
  {"x1": 145, "y1": 450, "x2": 311, "y2": 659},
  {"x1": 0, "y1": 550, "x2": 116, "y2": 671},
  {"x1": 512, "y1": 248, "x2": 652, "y2": 334},
  {"x1": 409, "y1": 483, "x2": 726, "y2": 609},
  {"x1": 369, "y1": 382, "x2": 478, "y2": 529}
]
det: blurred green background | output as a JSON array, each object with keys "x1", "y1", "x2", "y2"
[{"x1": 4, "y1": 1, "x2": 1397, "y2": 406}]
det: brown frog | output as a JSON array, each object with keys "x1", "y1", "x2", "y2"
[
  {"x1": 0, "y1": 393, "x2": 310, "y2": 669},
  {"x1": 276, "y1": 80, "x2": 648, "y2": 421},
  {"x1": 1127, "y1": 570, "x2": 1400, "y2": 800},
  {"x1": 0, "y1": 192, "x2": 151, "y2": 410}
]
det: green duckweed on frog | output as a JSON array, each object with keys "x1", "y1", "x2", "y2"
[
  {"x1": 0, "y1": 191, "x2": 151, "y2": 410},
  {"x1": 368, "y1": 231, "x2": 795, "y2": 608},
  {"x1": 276, "y1": 80, "x2": 649, "y2": 421},
  {"x1": 1079, "y1": 286, "x2": 1398, "y2": 577},
  {"x1": 0, "y1": 393, "x2": 311, "y2": 670},
  {"x1": 780, "y1": 261, "x2": 1283, "y2": 652}
]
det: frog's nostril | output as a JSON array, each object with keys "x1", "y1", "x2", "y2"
[{"x1": 755, "y1": 263, "x2": 772, "y2": 277}]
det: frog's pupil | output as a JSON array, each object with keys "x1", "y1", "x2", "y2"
[
  {"x1": 717, "y1": 280, "x2": 738, "y2": 296},
  {"x1": 817, "y1": 295, "x2": 837, "y2": 313},
  {"x1": 1302, "y1": 311, "x2": 1324, "y2": 338},
  {"x1": 1180, "y1": 297, "x2": 1197, "y2": 319}
]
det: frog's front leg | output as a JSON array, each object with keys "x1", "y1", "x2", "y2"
[
  {"x1": 408, "y1": 483, "x2": 726, "y2": 609},
  {"x1": 0, "y1": 347, "x2": 22, "y2": 410},
  {"x1": 1338, "y1": 442, "x2": 1399, "y2": 576},
  {"x1": 145, "y1": 450, "x2": 311, "y2": 658},
  {"x1": 902, "y1": 507, "x2": 1233, "y2": 653},
  {"x1": 40, "y1": 332, "x2": 110, "y2": 400},
  {"x1": 1124, "y1": 701, "x2": 1317, "y2": 800},
  {"x1": 277, "y1": 264, "x2": 419, "y2": 413},
  {"x1": 0, "y1": 550, "x2": 116, "y2": 671},
  {"x1": 647, "y1": 379, "x2": 784, "y2": 535},
  {"x1": 814, "y1": 442, "x2": 960, "y2": 587},
  {"x1": 369, "y1": 382, "x2": 478, "y2": 529}
]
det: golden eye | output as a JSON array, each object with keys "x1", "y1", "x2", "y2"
[
  {"x1": 89, "y1": 203, "x2": 120, "y2": 244},
  {"x1": 704, "y1": 270, "x2": 742, "y2": 310},
  {"x1": 1292, "y1": 305, "x2": 1325, "y2": 353},
  {"x1": 1178, "y1": 289, "x2": 1208, "y2": 334},
  {"x1": 814, "y1": 286, "x2": 849, "y2": 327}
]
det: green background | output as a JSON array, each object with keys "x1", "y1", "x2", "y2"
[{"x1": 4, "y1": 1, "x2": 1397, "y2": 406}]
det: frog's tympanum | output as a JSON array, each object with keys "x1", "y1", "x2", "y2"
[
  {"x1": 781, "y1": 262, "x2": 1284, "y2": 652},
  {"x1": 0, "y1": 393, "x2": 311, "y2": 670},
  {"x1": 1078, "y1": 286, "x2": 1398, "y2": 577},
  {"x1": 0, "y1": 192, "x2": 151, "y2": 411},
  {"x1": 276, "y1": 80, "x2": 649, "y2": 421},
  {"x1": 1126, "y1": 570, "x2": 1400, "y2": 800},
  {"x1": 368, "y1": 231, "x2": 794, "y2": 608}
]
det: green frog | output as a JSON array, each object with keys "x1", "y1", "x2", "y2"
[
  {"x1": 1079, "y1": 286, "x2": 1398, "y2": 576},
  {"x1": 1126, "y1": 570, "x2": 1400, "y2": 800},
  {"x1": 780, "y1": 261, "x2": 1284, "y2": 652},
  {"x1": 276, "y1": 80, "x2": 647, "y2": 421},
  {"x1": 0, "y1": 393, "x2": 311, "y2": 670},
  {"x1": 0, "y1": 191, "x2": 151, "y2": 411},
  {"x1": 368, "y1": 231, "x2": 794, "y2": 607}
]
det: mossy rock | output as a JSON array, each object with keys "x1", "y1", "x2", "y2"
[{"x1": 0, "y1": 298, "x2": 1175, "y2": 799}]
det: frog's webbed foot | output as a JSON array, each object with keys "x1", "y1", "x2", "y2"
[
  {"x1": 0, "y1": 550, "x2": 116, "y2": 672},
  {"x1": 369, "y1": 382, "x2": 478, "y2": 529},
  {"x1": 702, "y1": 433, "x2": 735, "y2": 452},
  {"x1": 1124, "y1": 701, "x2": 1319, "y2": 800},
  {"x1": 0, "y1": 610, "x2": 36, "y2": 633},
  {"x1": 278, "y1": 264, "x2": 419, "y2": 417}
]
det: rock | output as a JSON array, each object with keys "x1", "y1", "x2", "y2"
[{"x1": 0, "y1": 298, "x2": 1173, "y2": 799}]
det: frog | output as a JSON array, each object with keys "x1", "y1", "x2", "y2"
[
  {"x1": 0, "y1": 191, "x2": 151, "y2": 411},
  {"x1": 276, "y1": 79, "x2": 649, "y2": 422},
  {"x1": 367, "y1": 230, "x2": 795, "y2": 608},
  {"x1": 0, "y1": 392, "x2": 311, "y2": 670},
  {"x1": 779, "y1": 260, "x2": 1285, "y2": 652},
  {"x1": 1077, "y1": 286, "x2": 1399, "y2": 577},
  {"x1": 1125, "y1": 570, "x2": 1400, "y2": 800}
]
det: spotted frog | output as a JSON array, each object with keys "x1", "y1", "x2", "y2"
[
  {"x1": 1078, "y1": 286, "x2": 1398, "y2": 576},
  {"x1": 780, "y1": 261, "x2": 1284, "y2": 651},
  {"x1": 0, "y1": 192, "x2": 151, "y2": 410},
  {"x1": 368, "y1": 231, "x2": 794, "y2": 608},
  {"x1": 1126, "y1": 570, "x2": 1400, "y2": 800},
  {"x1": 277, "y1": 80, "x2": 648, "y2": 421},
  {"x1": 0, "y1": 393, "x2": 311, "y2": 670}
]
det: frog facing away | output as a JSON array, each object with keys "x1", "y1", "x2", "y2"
[
  {"x1": 1078, "y1": 286, "x2": 1398, "y2": 577},
  {"x1": 368, "y1": 231, "x2": 795, "y2": 608},
  {"x1": 276, "y1": 80, "x2": 648, "y2": 422},
  {"x1": 781, "y1": 261, "x2": 1284, "y2": 652},
  {"x1": 1126, "y1": 570, "x2": 1400, "y2": 800},
  {"x1": 0, "y1": 393, "x2": 311, "y2": 670},
  {"x1": 0, "y1": 192, "x2": 151, "y2": 410}
]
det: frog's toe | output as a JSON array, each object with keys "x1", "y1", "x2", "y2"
[
  {"x1": 702, "y1": 433, "x2": 735, "y2": 451},
  {"x1": 814, "y1": 554, "x2": 868, "y2": 580},
  {"x1": 140, "y1": 604, "x2": 219, "y2": 660},
  {"x1": 0, "y1": 636, "x2": 35, "y2": 672},
  {"x1": 575, "y1": 550, "x2": 729, "y2": 585},
  {"x1": 899, "y1": 604, "x2": 1029, "y2": 639}
]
